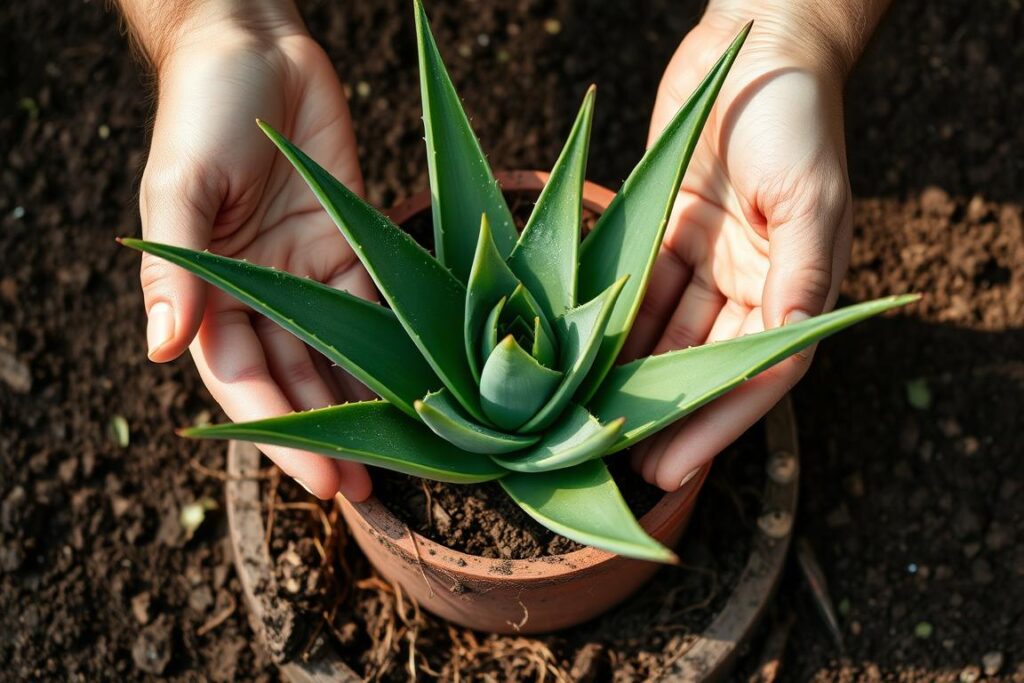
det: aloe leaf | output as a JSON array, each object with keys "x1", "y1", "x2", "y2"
[
  {"x1": 490, "y1": 404, "x2": 624, "y2": 473},
  {"x1": 531, "y1": 316, "x2": 558, "y2": 368},
  {"x1": 465, "y1": 214, "x2": 522, "y2": 380},
  {"x1": 257, "y1": 121, "x2": 485, "y2": 423},
  {"x1": 481, "y1": 296, "x2": 505, "y2": 361},
  {"x1": 414, "y1": 389, "x2": 540, "y2": 455},
  {"x1": 576, "y1": 23, "x2": 751, "y2": 401},
  {"x1": 415, "y1": 0, "x2": 517, "y2": 281},
  {"x1": 120, "y1": 239, "x2": 438, "y2": 418},
  {"x1": 480, "y1": 336, "x2": 563, "y2": 431},
  {"x1": 182, "y1": 401, "x2": 506, "y2": 483},
  {"x1": 507, "y1": 86, "x2": 596, "y2": 319},
  {"x1": 520, "y1": 276, "x2": 627, "y2": 432},
  {"x1": 590, "y1": 295, "x2": 919, "y2": 451},
  {"x1": 500, "y1": 459, "x2": 675, "y2": 563},
  {"x1": 505, "y1": 283, "x2": 557, "y2": 353}
]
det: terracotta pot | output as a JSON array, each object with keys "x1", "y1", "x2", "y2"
[{"x1": 338, "y1": 170, "x2": 711, "y2": 634}]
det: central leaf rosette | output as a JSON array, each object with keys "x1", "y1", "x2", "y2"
[{"x1": 410, "y1": 206, "x2": 630, "y2": 472}]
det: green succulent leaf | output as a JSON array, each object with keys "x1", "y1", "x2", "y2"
[
  {"x1": 490, "y1": 404, "x2": 624, "y2": 473},
  {"x1": 505, "y1": 283, "x2": 557, "y2": 354},
  {"x1": 520, "y1": 275, "x2": 628, "y2": 432},
  {"x1": 500, "y1": 459, "x2": 676, "y2": 563},
  {"x1": 576, "y1": 23, "x2": 751, "y2": 401},
  {"x1": 531, "y1": 315, "x2": 558, "y2": 368},
  {"x1": 414, "y1": 389, "x2": 540, "y2": 454},
  {"x1": 465, "y1": 214, "x2": 523, "y2": 380},
  {"x1": 507, "y1": 86, "x2": 596, "y2": 319},
  {"x1": 182, "y1": 401, "x2": 506, "y2": 483},
  {"x1": 415, "y1": 0, "x2": 517, "y2": 282},
  {"x1": 258, "y1": 120, "x2": 485, "y2": 423},
  {"x1": 119, "y1": 239, "x2": 438, "y2": 418},
  {"x1": 481, "y1": 295, "x2": 505, "y2": 361},
  {"x1": 590, "y1": 295, "x2": 920, "y2": 451},
  {"x1": 480, "y1": 336, "x2": 563, "y2": 431}
]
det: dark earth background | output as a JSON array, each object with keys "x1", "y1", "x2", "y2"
[{"x1": 1, "y1": 0, "x2": 1022, "y2": 680}]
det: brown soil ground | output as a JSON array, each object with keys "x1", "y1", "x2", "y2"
[{"x1": 1, "y1": 1, "x2": 1021, "y2": 681}]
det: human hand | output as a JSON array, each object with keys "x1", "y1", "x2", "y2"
[
  {"x1": 130, "y1": 3, "x2": 373, "y2": 500},
  {"x1": 626, "y1": 3, "x2": 885, "y2": 491}
]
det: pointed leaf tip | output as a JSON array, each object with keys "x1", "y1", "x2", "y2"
[
  {"x1": 576, "y1": 24, "x2": 749, "y2": 400},
  {"x1": 416, "y1": 0, "x2": 516, "y2": 280},
  {"x1": 591, "y1": 295, "x2": 918, "y2": 452},
  {"x1": 508, "y1": 86, "x2": 597, "y2": 318}
]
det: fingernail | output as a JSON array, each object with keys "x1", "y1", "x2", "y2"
[
  {"x1": 679, "y1": 469, "x2": 699, "y2": 488},
  {"x1": 295, "y1": 478, "x2": 315, "y2": 496},
  {"x1": 785, "y1": 310, "x2": 811, "y2": 326},
  {"x1": 146, "y1": 302, "x2": 174, "y2": 358}
]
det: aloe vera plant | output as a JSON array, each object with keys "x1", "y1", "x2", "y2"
[{"x1": 123, "y1": 3, "x2": 916, "y2": 563}]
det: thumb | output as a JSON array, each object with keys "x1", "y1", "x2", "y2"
[
  {"x1": 138, "y1": 166, "x2": 217, "y2": 362},
  {"x1": 761, "y1": 176, "x2": 850, "y2": 331}
]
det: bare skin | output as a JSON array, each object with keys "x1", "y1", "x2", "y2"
[
  {"x1": 120, "y1": 0, "x2": 888, "y2": 500},
  {"x1": 627, "y1": 0, "x2": 890, "y2": 491}
]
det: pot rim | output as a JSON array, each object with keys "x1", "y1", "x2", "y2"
[{"x1": 341, "y1": 169, "x2": 711, "y2": 582}]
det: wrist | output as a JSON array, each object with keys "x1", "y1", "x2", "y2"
[
  {"x1": 120, "y1": 0, "x2": 306, "y2": 72},
  {"x1": 702, "y1": 0, "x2": 888, "y2": 78}
]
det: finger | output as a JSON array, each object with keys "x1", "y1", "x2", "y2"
[
  {"x1": 640, "y1": 299, "x2": 750, "y2": 485},
  {"x1": 705, "y1": 300, "x2": 750, "y2": 343},
  {"x1": 190, "y1": 308, "x2": 345, "y2": 500},
  {"x1": 255, "y1": 317, "x2": 373, "y2": 501},
  {"x1": 761, "y1": 172, "x2": 849, "y2": 329},
  {"x1": 652, "y1": 272, "x2": 725, "y2": 354},
  {"x1": 651, "y1": 353, "x2": 808, "y2": 492},
  {"x1": 256, "y1": 316, "x2": 337, "y2": 411},
  {"x1": 138, "y1": 166, "x2": 217, "y2": 362}
]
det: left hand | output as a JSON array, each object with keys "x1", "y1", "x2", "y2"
[{"x1": 625, "y1": 14, "x2": 854, "y2": 491}]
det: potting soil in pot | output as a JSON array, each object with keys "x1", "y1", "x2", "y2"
[{"x1": 266, "y1": 424, "x2": 765, "y2": 681}]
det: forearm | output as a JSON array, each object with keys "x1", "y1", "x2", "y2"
[
  {"x1": 116, "y1": 0, "x2": 304, "y2": 69},
  {"x1": 703, "y1": 0, "x2": 890, "y2": 77}
]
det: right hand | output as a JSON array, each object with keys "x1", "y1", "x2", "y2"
[{"x1": 138, "y1": 13, "x2": 373, "y2": 500}]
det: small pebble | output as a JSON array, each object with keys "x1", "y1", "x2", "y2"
[
  {"x1": 11, "y1": 206, "x2": 25, "y2": 219},
  {"x1": 131, "y1": 592, "x2": 151, "y2": 625},
  {"x1": 457, "y1": 44, "x2": 471, "y2": 58},
  {"x1": 757, "y1": 510, "x2": 793, "y2": 539},
  {"x1": 476, "y1": 33, "x2": 490, "y2": 47},
  {"x1": 543, "y1": 18, "x2": 562, "y2": 35},
  {"x1": 914, "y1": 621, "x2": 934, "y2": 639},
  {"x1": 98, "y1": 124, "x2": 110, "y2": 139},
  {"x1": 966, "y1": 195, "x2": 989, "y2": 222},
  {"x1": 766, "y1": 450, "x2": 798, "y2": 484},
  {"x1": 982, "y1": 651, "x2": 1004, "y2": 676},
  {"x1": 959, "y1": 665, "x2": 981, "y2": 683},
  {"x1": 0, "y1": 349, "x2": 31, "y2": 393},
  {"x1": 132, "y1": 617, "x2": 173, "y2": 675},
  {"x1": 984, "y1": 524, "x2": 1010, "y2": 551},
  {"x1": 958, "y1": 435, "x2": 981, "y2": 457},
  {"x1": 355, "y1": 81, "x2": 371, "y2": 98},
  {"x1": 939, "y1": 417, "x2": 963, "y2": 438}
]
